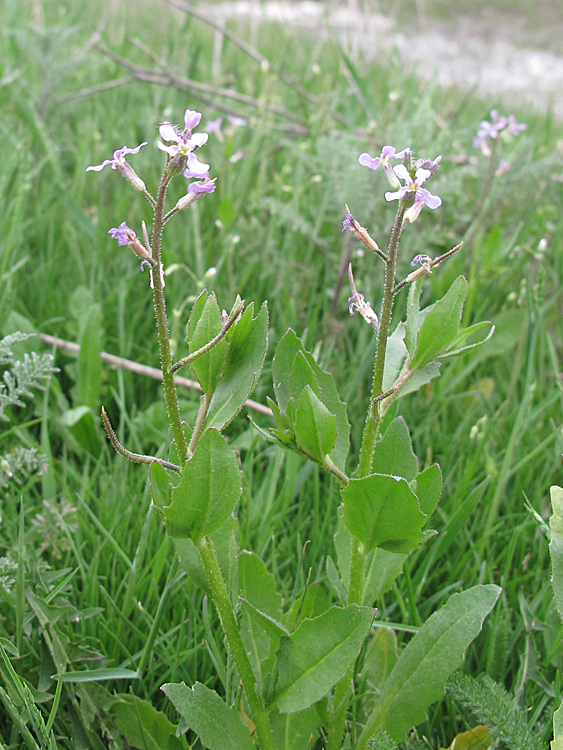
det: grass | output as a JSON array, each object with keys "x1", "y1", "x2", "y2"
[{"x1": 1, "y1": 0, "x2": 563, "y2": 747}]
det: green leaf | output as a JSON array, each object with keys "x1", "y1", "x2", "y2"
[
  {"x1": 342, "y1": 474, "x2": 426, "y2": 554},
  {"x1": 187, "y1": 290, "x2": 208, "y2": 341},
  {"x1": 239, "y1": 551, "x2": 283, "y2": 684},
  {"x1": 405, "y1": 279, "x2": 423, "y2": 357},
  {"x1": 439, "y1": 321, "x2": 494, "y2": 359},
  {"x1": 289, "y1": 351, "x2": 321, "y2": 402},
  {"x1": 286, "y1": 582, "x2": 332, "y2": 630},
  {"x1": 360, "y1": 628, "x2": 398, "y2": 690},
  {"x1": 363, "y1": 549, "x2": 407, "y2": 605},
  {"x1": 272, "y1": 329, "x2": 350, "y2": 470},
  {"x1": 294, "y1": 386, "x2": 337, "y2": 463},
  {"x1": 410, "y1": 276, "x2": 468, "y2": 370},
  {"x1": 415, "y1": 464, "x2": 442, "y2": 521},
  {"x1": 162, "y1": 682, "x2": 254, "y2": 750},
  {"x1": 553, "y1": 699, "x2": 563, "y2": 750},
  {"x1": 270, "y1": 705, "x2": 319, "y2": 750},
  {"x1": 326, "y1": 556, "x2": 348, "y2": 605},
  {"x1": 361, "y1": 584, "x2": 501, "y2": 744},
  {"x1": 549, "y1": 486, "x2": 563, "y2": 621},
  {"x1": 300, "y1": 349, "x2": 350, "y2": 471},
  {"x1": 60, "y1": 405, "x2": 101, "y2": 456},
  {"x1": 334, "y1": 505, "x2": 351, "y2": 591},
  {"x1": 58, "y1": 668, "x2": 139, "y2": 682},
  {"x1": 174, "y1": 538, "x2": 210, "y2": 594},
  {"x1": 371, "y1": 417, "x2": 418, "y2": 481},
  {"x1": 111, "y1": 695, "x2": 180, "y2": 750},
  {"x1": 189, "y1": 292, "x2": 227, "y2": 394},
  {"x1": 204, "y1": 302, "x2": 268, "y2": 431},
  {"x1": 163, "y1": 429, "x2": 241, "y2": 542},
  {"x1": 382, "y1": 324, "x2": 408, "y2": 394},
  {"x1": 149, "y1": 462, "x2": 172, "y2": 512},
  {"x1": 272, "y1": 604, "x2": 374, "y2": 713},
  {"x1": 272, "y1": 329, "x2": 304, "y2": 412}
]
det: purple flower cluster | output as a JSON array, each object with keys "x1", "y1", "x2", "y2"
[
  {"x1": 473, "y1": 110, "x2": 526, "y2": 155},
  {"x1": 87, "y1": 107, "x2": 216, "y2": 198},
  {"x1": 358, "y1": 146, "x2": 442, "y2": 223},
  {"x1": 158, "y1": 108, "x2": 210, "y2": 178}
]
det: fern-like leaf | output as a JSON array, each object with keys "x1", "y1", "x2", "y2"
[
  {"x1": 447, "y1": 673, "x2": 543, "y2": 750},
  {"x1": 0, "y1": 350, "x2": 57, "y2": 420},
  {"x1": 0, "y1": 446, "x2": 49, "y2": 489},
  {"x1": 0, "y1": 331, "x2": 34, "y2": 365},
  {"x1": 368, "y1": 731, "x2": 400, "y2": 750}
]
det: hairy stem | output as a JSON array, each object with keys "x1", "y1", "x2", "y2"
[
  {"x1": 358, "y1": 205, "x2": 405, "y2": 478},
  {"x1": 151, "y1": 170, "x2": 189, "y2": 465},
  {"x1": 328, "y1": 205, "x2": 405, "y2": 750},
  {"x1": 198, "y1": 536, "x2": 275, "y2": 750}
]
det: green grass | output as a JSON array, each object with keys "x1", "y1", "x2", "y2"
[{"x1": 1, "y1": 0, "x2": 563, "y2": 747}]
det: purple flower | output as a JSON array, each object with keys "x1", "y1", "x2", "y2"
[
  {"x1": 411, "y1": 253, "x2": 432, "y2": 266},
  {"x1": 342, "y1": 209, "x2": 355, "y2": 232},
  {"x1": 505, "y1": 115, "x2": 527, "y2": 136},
  {"x1": 87, "y1": 143, "x2": 148, "y2": 192},
  {"x1": 207, "y1": 117, "x2": 223, "y2": 135},
  {"x1": 108, "y1": 222, "x2": 152, "y2": 260},
  {"x1": 108, "y1": 221, "x2": 136, "y2": 246},
  {"x1": 187, "y1": 178, "x2": 216, "y2": 194},
  {"x1": 359, "y1": 146, "x2": 408, "y2": 189},
  {"x1": 158, "y1": 108, "x2": 210, "y2": 176},
  {"x1": 385, "y1": 165, "x2": 442, "y2": 213},
  {"x1": 86, "y1": 143, "x2": 147, "y2": 172},
  {"x1": 411, "y1": 254, "x2": 432, "y2": 267},
  {"x1": 473, "y1": 111, "x2": 526, "y2": 155},
  {"x1": 227, "y1": 115, "x2": 247, "y2": 128},
  {"x1": 348, "y1": 291, "x2": 364, "y2": 316}
]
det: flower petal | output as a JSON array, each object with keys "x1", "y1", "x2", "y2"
[
  {"x1": 184, "y1": 109, "x2": 202, "y2": 131},
  {"x1": 419, "y1": 188, "x2": 442, "y2": 209},
  {"x1": 359, "y1": 153, "x2": 381, "y2": 170},
  {"x1": 190, "y1": 132, "x2": 209, "y2": 148},
  {"x1": 159, "y1": 123, "x2": 179, "y2": 142},
  {"x1": 86, "y1": 159, "x2": 113, "y2": 172},
  {"x1": 186, "y1": 153, "x2": 210, "y2": 175}
]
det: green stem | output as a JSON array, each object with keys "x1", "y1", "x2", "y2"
[
  {"x1": 358, "y1": 205, "x2": 405, "y2": 478},
  {"x1": 198, "y1": 536, "x2": 276, "y2": 750},
  {"x1": 151, "y1": 171, "x2": 189, "y2": 466},
  {"x1": 328, "y1": 205, "x2": 405, "y2": 750}
]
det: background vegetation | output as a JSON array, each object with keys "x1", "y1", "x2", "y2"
[{"x1": 1, "y1": 0, "x2": 562, "y2": 746}]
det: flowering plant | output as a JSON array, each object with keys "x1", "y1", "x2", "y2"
[{"x1": 87, "y1": 109, "x2": 500, "y2": 750}]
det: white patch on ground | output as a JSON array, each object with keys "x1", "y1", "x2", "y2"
[{"x1": 211, "y1": 1, "x2": 563, "y2": 118}]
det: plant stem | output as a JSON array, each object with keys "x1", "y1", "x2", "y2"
[
  {"x1": 151, "y1": 170, "x2": 189, "y2": 466},
  {"x1": 328, "y1": 206, "x2": 405, "y2": 750},
  {"x1": 358, "y1": 205, "x2": 405, "y2": 478},
  {"x1": 198, "y1": 536, "x2": 276, "y2": 750}
]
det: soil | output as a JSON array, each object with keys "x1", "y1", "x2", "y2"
[{"x1": 210, "y1": 0, "x2": 563, "y2": 119}]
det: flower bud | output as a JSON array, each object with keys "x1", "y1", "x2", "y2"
[{"x1": 116, "y1": 162, "x2": 147, "y2": 192}]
